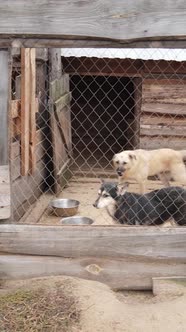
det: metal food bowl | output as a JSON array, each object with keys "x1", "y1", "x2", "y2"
[
  {"x1": 49, "y1": 198, "x2": 80, "y2": 217},
  {"x1": 60, "y1": 216, "x2": 94, "y2": 225}
]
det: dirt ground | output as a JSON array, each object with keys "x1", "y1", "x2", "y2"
[{"x1": 1, "y1": 276, "x2": 186, "y2": 332}]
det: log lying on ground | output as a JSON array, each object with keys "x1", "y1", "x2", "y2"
[
  {"x1": 1, "y1": 254, "x2": 186, "y2": 291},
  {"x1": 1, "y1": 225, "x2": 186, "y2": 290}
]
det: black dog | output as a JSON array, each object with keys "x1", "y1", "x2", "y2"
[{"x1": 93, "y1": 180, "x2": 186, "y2": 226}]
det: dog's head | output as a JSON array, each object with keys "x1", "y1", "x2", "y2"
[
  {"x1": 93, "y1": 179, "x2": 129, "y2": 209},
  {"x1": 112, "y1": 151, "x2": 137, "y2": 177}
]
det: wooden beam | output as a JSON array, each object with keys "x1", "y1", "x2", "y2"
[
  {"x1": 1, "y1": 225, "x2": 186, "y2": 289},
  {"x1": 20, "y1": 48, "x2": 30, "y2": 175},
  {"x1": 1, "y1": 254, "x2": 186, "y2": 290},
  {"x1": 1, "y1": 38, "x2": 186, "y2": 49},
  {"x1": 142, "y1": 103, "x2": 186, "y2": 116},
  {"x1": 29, "y1": 48, "x2": 36, "y2": 174},
  {"x1": 140, "y1": 124, "x2": 186, "y2": 137},
  {"x1": 62, "y1": 57, "x2": 143, "y2": 77},
  {"x1": 0, "y1": 1, "x2": 185, "y2": 43},
  {"x1": 1, "y1": 225, "x2": 186, "y2": 261},
  {"x1": 0, "y1": 50, "x2": 9, "y2": 165}
]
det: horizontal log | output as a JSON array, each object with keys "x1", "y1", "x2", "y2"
[
  {"x1": 142, "y1": 103, "x2": 186, "y2": 115},
  {"x1": 0, "y1": 1, "x2": 186, "y2": 43},
  {"x1": 143, "y1": 83, "x2": 186, "y2": 104},
  {"x1": 1, "y1": 254, "x2": 186, "y2": 290},
  {"x1": 1, "y1": 38, "x2": 186, "y2": 49},
  {"x1": 141, "y1": 114, "x2": 186, "y2": 126},
  {"x1": 1, "y1": 225, "x2": 186, "y2": 261},
  {"x1": 140, "y1": 124, "x2": 186, "y2": 137},
  {"x1": 140, "y1": 136, "x2": 186, "y2": 150}
]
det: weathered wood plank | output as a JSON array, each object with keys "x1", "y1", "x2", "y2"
[
  {"x1": 11, "y1": 141, "x2": 45, "y2": 182},
  {"x1": 141, "y1": 114, "x2": 186, "y2": 126},
  {"x1": 29, "y1": 48, "x2": 36, "y2": 174},
  {"x1": 11, "y1": 159, "x2": 45, "y2": 212},
  {"x1": 1, "y1": 38, "x2": 186, "y2": 49},
  {"x1": 62, "y1": 57, "x2": 143, "y2": 77},
  {"x1": 1, "y1": 254, "x2": 186, "y2": 290},
  {"x1": 0, "y1": 50, "x2": 9, "y2": 165},
  {"x1": 0, "y1": 1, "x2": 185, "y2": 42},
  {"x1": 1, "y1": 225, "x2": 186, "y2": 261},
  {"x1": 133, "y1": 78, "x2": 142, "y2": 148},
  {"x1": 21, "y1": 48, "x2": 30, "y2": 175},
  {"x1": 142, "y1": 103, "x2": 186, "y2": 116},
  {"x1": 143, "y1": 82, "x2": 186, "y2": 104},
  {"x1": 10, "y1": 100, "x2": 20, "y2": 118},
  {"x1": 0, "y1": 166, "x2": 10, "y2": 219},
  {"x1": 140, "y1": 124, "x2": 186, "y2": 137},
  {"x1": 140, "y1": 136, "x2": 186, "y2": 150},
  {"x1": 55, "y1": 92, "x2": 72, "y2": 111}
]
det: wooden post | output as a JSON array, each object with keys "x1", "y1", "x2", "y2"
[
  {"x1": 21, "y1": 48, "x2": 30, "y2": 175},
  {"x1": 0, "y1": 50, "x2": 10, "y2": 165},
  {"x1": 0, "y1": 49, "x2": 11, "y2": 220},
  {"x1": 29, "y1": 48, "x2": 36, "y2": 174},
  {"x1": 133, "y1": 77, "x2": 142, "y2": 148}
]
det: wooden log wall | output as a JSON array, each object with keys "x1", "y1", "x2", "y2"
[
  {"x1": 1, "y1": 225, "x2": 186, "y2": 290},
  {"x1": 10, "y1": 49, "x2": 49, "y2": 221},
  {"x1": 140, "y1": 78, "x2": 186, "y2": 150}
]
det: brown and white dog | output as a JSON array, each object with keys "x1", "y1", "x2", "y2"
[{"x1": 112, "y1": 148, "x2": 186, "y2": 193}]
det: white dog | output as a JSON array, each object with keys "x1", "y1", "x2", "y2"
[{"x1": 112, "y1": 148, "x2": 186, "y2": 193}]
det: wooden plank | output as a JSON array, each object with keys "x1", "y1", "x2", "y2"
[
  {"x1": 10, "y1": 100, "x2": 20, "y2": 118},
  {"x1": 15, "y1": 75, "x2": 21, "y2": 99},
  {"x1": 11, "y1": 159, "x2": 45, "y2": 211},
  {"x1": 13, "y1": 185, "x2": 43, "y2": 221},
  {"x1": 1, "y1": 254, "x2": 186, "y2": 290},
  {"x1": 55, "y1": 92, "x2": 72, "y2": 111},
  {"x1": 11, "y1": 141, "x2": 45, "y2": 182},
  {"x1": 140, "y1": 136, "x2": 186, "y2": 150},
  {"x1": 143, "y1": 83, "x2": 186, "y2": 104},
  {"x1": 29, "y1": 48, "x2": 36, "y2": 174},
  {"x1": 1, "y1": 38, "x2": 186, "y2": 49},
  {"x1": 49, "y1": 49, "x2": 62, "y2": 81},
  {"x1": 140, "y1": 124, "x2": 186, "y2": 137},
  {"x1": 0, "y1": 1, "x2": 185, "y2": 42},
  {"x1": 62, "y1": 57, "x2": 143, "y2": 76},
  {"x1": 141, "y1": 114, "x2": 186, "y2": 126},
  {"x1": 142, "y1": 103, "x2": 186, "y2": 116},
  {"x1": 0, "y1": 166, "x2": 10, "y2": 219},
  {"x1": 21, "y1": 48, "x2": 30, "y2": 175},
  {"x1": 0, "y1": 50, "x2": 9, "y2": 165},
  {"x1": 133, "y1": 78, "x2": 142, "y2": 148},
  {"x1": 1, "y1": 225, "x2": 186, "y2": 260}
]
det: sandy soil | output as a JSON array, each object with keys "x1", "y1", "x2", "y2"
[{"x1": 1, "y1": 276, "x2": 186, "y2": 332}]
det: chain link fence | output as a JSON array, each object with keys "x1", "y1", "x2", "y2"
[{"x1": 10, "y1": 47, "x2": 186, "y2": 225}]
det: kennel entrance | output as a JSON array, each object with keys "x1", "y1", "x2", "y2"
[{"x1": 70, "y1": 75, "x2": 139, "y2": 175}]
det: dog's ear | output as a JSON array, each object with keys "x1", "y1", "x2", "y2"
[
  {"x1": 129, "y1": 153, "x2": 137, "y2": 160},
  {"x1": 117, "y1": 182, "x2": 129, "y2": 195}
]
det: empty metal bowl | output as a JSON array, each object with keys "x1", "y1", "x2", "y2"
[
  {"x1": 49, "y1": 198, "x2": 80, "y2": 217},
  {"x1": 60, "y1": 216, "x2": 94, "y2": 225}
]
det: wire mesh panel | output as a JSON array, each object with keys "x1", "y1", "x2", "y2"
[{"x1": 9, "y1": 47, "x2": 186, "y2": 226}]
